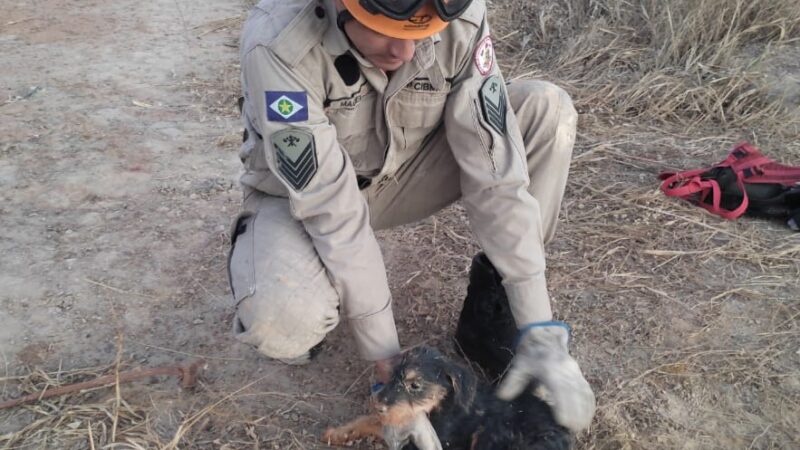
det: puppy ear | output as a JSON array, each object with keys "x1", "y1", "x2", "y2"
[{"x1": 445, "y1": 364, "x2": 477, "y2": 411}]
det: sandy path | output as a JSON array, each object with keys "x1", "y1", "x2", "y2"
[
  {"x1": 1, "y1": 3, "x2": 396, "y2": 446},
  {"x1": 1, "y1": 0, "x2": 245, "y2": 377}
]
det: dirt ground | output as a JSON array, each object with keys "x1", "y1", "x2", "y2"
[{"x1": 1, "y1": 0, "x2": 799, "y2": 449}]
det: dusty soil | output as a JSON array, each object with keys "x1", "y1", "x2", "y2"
[
  {"x1": 0, "y1": 0, "x2": 462, "y2": 447},
  {"x1": 1, "y1": 0, "x2": 799, "y2": 449}
]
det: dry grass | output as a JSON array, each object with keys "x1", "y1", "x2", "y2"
[
  {"x1": 0, "y1": 359, "x2": 332, "y2": 450},
  {"x1": 0, "y1": 364, "x2": 160, "y2": 449},
  {"x1": 490, "y1": 0, "x2": 800, "y2": 132},
  {"x1": 547, "y1": 133, "x2": 800, "y2": 449},
  {"x1": 479, "y1": 1, "x2": 800, "y2": 447}
]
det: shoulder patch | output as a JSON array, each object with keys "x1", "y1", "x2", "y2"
[
  {"x1": 473, "y1": 35, "x2": 494, "y2": 76},
  {"x1": 480, "y1": 75, "x2": 506, "y2": 135},
  {"x1": 271, "y1": 128, "x2": 317, "y2": 191},
  {"x1": 266, "y1": 91, "x2": 309, "y2": 122}
]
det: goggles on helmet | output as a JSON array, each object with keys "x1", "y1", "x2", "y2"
[{"x1": 359, "y1": 0, "x2": 474, "y2": 22}]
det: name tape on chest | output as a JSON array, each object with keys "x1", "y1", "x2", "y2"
[
  {"x1": 271, "y1": 128, "x2": 317, "y2": 191},
  {"x1": 266, "y1": 91, "x2": 309, "y2": 122},
  {"x1": 405, "y1": 77, "x2": 440, "y2": 92}
]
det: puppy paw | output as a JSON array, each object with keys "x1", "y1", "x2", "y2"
[{"x1": 321, "y1": 426, "x2": 356, "y2": 446}]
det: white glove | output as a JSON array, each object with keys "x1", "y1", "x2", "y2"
[
  {"x1": 382, "y1": 413, "x2": 442, "y2": 450},
  {"x1": 496, "y1": 321, "x2": 596, "y2": 433}
]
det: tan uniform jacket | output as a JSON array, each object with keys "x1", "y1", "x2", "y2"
[{"x1": 239, "y1": 0, "x2": 552, "y2": 361}]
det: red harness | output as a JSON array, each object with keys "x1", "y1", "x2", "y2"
[{"x1": 658, "y1": 142, "x2": 800, "y2": 229}]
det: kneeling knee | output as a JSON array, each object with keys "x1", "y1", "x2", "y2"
[
  {"x1": 510, "y1": 80, "x2": 577, "y2": 160},
  {"x1": 516, "y1": 80, "x2": 576, "y2": 122},
  {"x1": 233, "y1": 291, "x2": 339, "y2": 360}
]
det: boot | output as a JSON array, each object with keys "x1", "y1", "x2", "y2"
[{"x1": 454, "y1": 252, "x2": 517, "y2": 382}]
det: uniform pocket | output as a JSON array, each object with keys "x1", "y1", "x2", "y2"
[
  {"x1": 326, "y1": 91, "x2": 383, "y2": 174},
  {"x1": 390, "y1": 89, "x2": 449, "y2": 156},
  {"x1": 391, "y1": 89, "x2": 448, "y2": 129}
]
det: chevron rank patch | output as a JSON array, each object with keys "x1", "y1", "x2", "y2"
[
  {"x1": 480, "y1": 75, "x2": 506, "y2": 135},
  {"x1": 271, "y1": 128, "x2": 317, "y2": 191}
]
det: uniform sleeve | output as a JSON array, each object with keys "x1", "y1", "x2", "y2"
[
  {"x1": 444, "y1": 16, "x2": 554, "y2": 327},
  {"x1": 241, "y1": 45, "x2": 400, "y2": 361}
]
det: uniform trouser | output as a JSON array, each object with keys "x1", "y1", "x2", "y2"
[{"x1": 227, "y1": 80, "x2": 578, "y2": 361}]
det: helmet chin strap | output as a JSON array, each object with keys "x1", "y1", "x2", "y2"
[
  {"x1": 336, "y1": 7, "x2": 396, "y2": 76},
  {"x1": 337, "y1": 8, "x2": 355, "y2": 32},
  {"x1": 336, "y1": 9, "x2": 361, "y2": 55},
  {"x1": 336, "y1": 9, "x2": 379, "y2": 73}
]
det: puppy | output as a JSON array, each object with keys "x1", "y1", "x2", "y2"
[{"x1": 322, "y1": 346, "x2": 573, "y2": 449}]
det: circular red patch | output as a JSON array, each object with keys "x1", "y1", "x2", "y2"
[{"x1": 473, "y1": 35, "x2": 494, "y2": 76}]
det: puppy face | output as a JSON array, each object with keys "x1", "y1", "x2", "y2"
[{"x1": 373, "y1": 346, "x2": 476, "y2": 426}]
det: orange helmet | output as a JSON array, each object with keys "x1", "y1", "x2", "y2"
[{"x1": 340, "y1": 0, "x2": 473, "y2": 40}]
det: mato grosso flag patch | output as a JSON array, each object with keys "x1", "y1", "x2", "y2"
[
  {"x1": 271, "y1": 128, "x2": 317, "y2": 191},
  {"x1": 480, "y1": 75, "x2": 507, "y2": 135},
  {"x1": 266, "y1": 91, "x2": 308, "y2": 122}
]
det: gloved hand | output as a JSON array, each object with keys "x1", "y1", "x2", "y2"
[
  {"x1": 382, "y1": 412, "x2": 442, "y2": 450},
  {"x1": 496, "y1": 321, "x2": 596, "y2": 433}
]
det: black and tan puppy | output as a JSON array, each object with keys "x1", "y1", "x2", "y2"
[{"x1": 322, "y1": 346, "x2": 572, "y2": 449}]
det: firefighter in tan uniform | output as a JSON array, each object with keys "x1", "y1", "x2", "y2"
[{"x1": 229, "y1": 0, "x2": 595, "y2": 444}]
